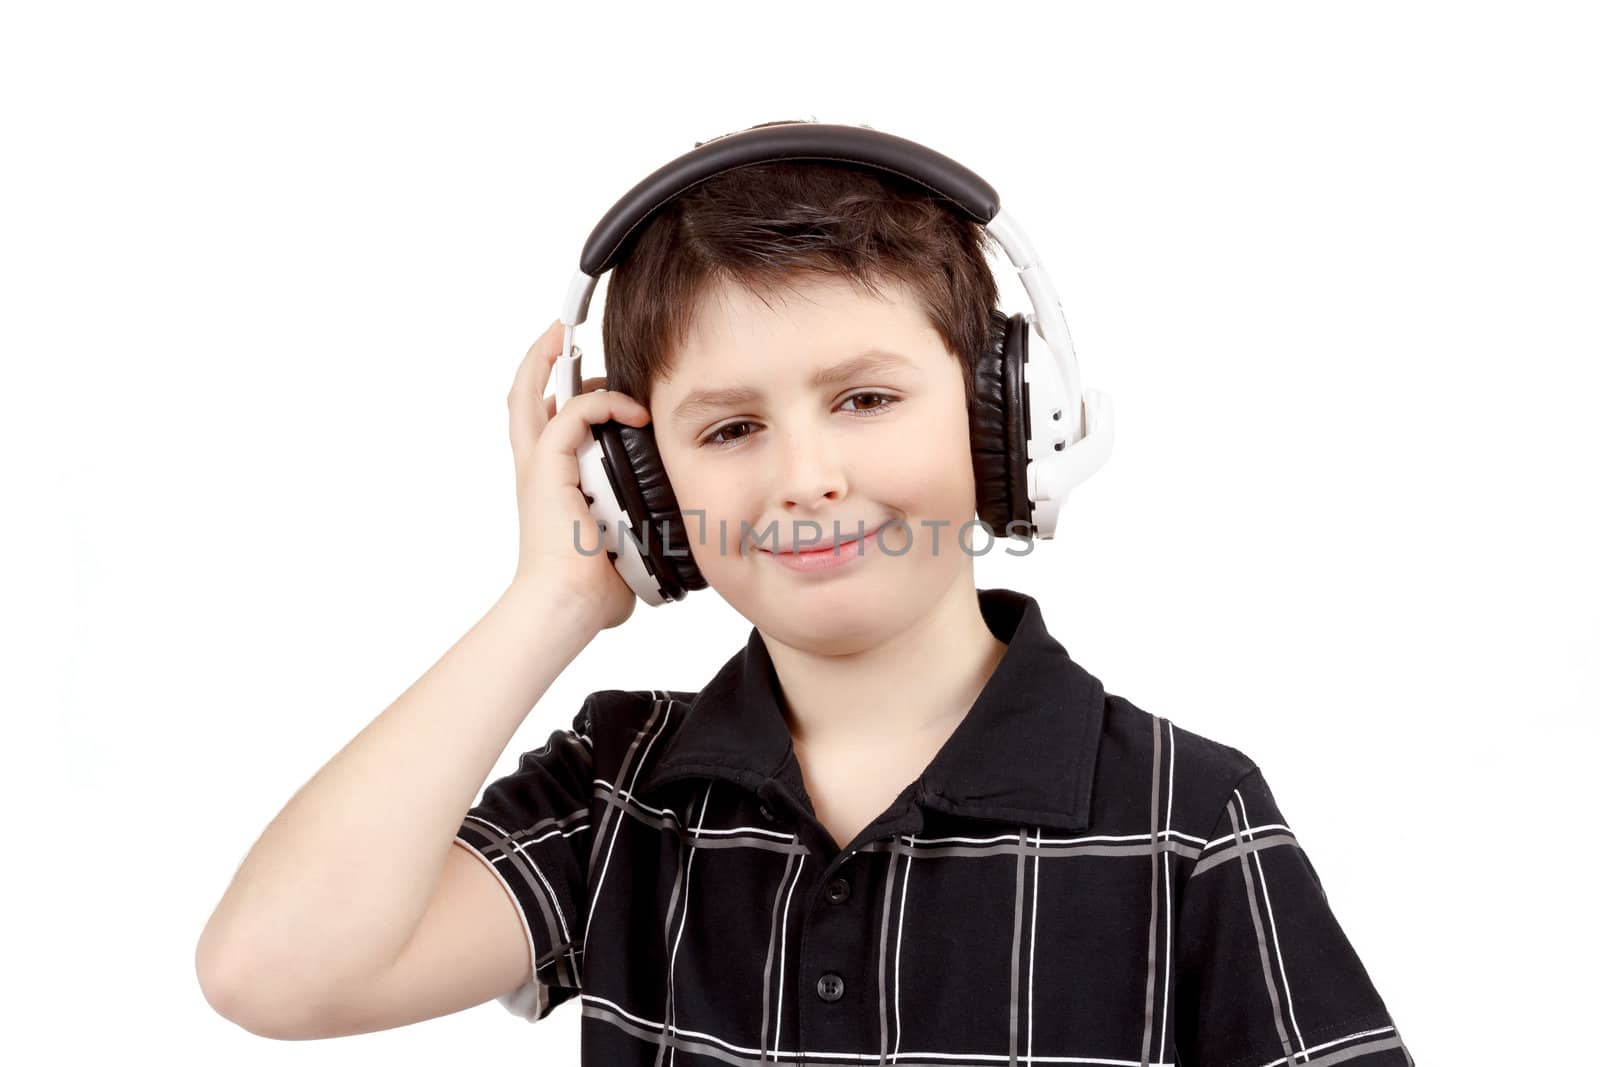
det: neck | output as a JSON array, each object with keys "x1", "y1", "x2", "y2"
[{"x1": 759, "y1": 578, "x2": 1009, "y2": 756}]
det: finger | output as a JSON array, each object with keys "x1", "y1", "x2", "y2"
[
  {"x1": 508, "y1": 319, "x2": 565, "y2": 412},
  {"x1": 541, "y1": 375, "x2": 616, "y2": 423},
  {"x1": 509, "y1": 318, "x2": 566, "y2": 461},
  {"x1": 528, "y1": 318, "x2": 568, "y2": 402},
  {"x1": 536, "y1": 388, "x2": 653, "y2": 465},
  {"x1": 508, "y1": 318, "x2": 563, "y2": 408}
]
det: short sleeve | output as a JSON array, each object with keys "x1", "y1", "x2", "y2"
[
  {"x1": 453, "y1": 702, "x2": 595, "y2": 1023},
  {"x1": 1175, "y1": 767, "x2": 1414, "y2": 1066}
]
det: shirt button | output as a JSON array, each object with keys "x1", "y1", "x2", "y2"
[
  {"x1": 758, "y1": 803, "x2": 775, "y2": 821},
  {"x1": 824, "y1": 876, "x2": 851, "y2": 904},
  {"x1": 815, "y1": 972, "x2": 845, "y2": 1002}
]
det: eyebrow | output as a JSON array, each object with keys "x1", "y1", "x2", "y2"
[{"x1": 671, "y1": 349, "x2": 918, "y2": 424}]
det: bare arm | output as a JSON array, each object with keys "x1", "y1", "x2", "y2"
[
  {"x1": 194, "y1": 320, "x2": 653, "y2": 1036},
  {"x1": 194, "y1": 578, "x2": 601, "y2": 1033}
]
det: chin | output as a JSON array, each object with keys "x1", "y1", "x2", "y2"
[
  {"x1": 771, "y1": 608, "x2": 889, "y2": 657},
  {"x1": 762, "y1": 573, "x2": 925, "y2": 653}
]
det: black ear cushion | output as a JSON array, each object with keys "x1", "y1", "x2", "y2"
[
  {"x1": 592, "y1": 421, "x2": 708, "y2": 602},
  {"x1": 968, "y1": 310, "x2": 1034, "y2": 539}
]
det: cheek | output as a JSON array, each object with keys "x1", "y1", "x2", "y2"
[
  {"x1": 657, "y1": 441, "x2": 705, "y2": 503},
  {"x1": 656, "y1": 449, "x2": 747, "y2": 562},
  {"x1": 871, "y1": 417, "x2": 976, "y2": 505}
]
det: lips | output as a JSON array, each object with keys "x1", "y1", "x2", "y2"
[{"x1": 763, "y1": 522, "x2": 884, "y2": 555}]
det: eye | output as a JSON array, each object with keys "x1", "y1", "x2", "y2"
[
  {"x1": 839, "y1": 390, "x2": 899, "y2": 416},
  {"x1": 697, "y1": 391, "x2": 903, "y2": 449},
  {"x1": 701, "y1": 420, "x2": 759, "y2": 448}
]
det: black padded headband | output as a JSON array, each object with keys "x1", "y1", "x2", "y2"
[{"x1": 577, "y1": 122, "x2": 1002, "y2": 277}]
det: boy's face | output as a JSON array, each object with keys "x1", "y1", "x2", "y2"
[{"x1": 650, "y1": 272, "x2": 981, "y2": 654}]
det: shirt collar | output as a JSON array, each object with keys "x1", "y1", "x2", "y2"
[{"x1": 634, "y1": 586, "x2": 1105, "y2": 831}]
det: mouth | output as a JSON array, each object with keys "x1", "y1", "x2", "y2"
[{"x1": 760, "y1": 522, "x2": 886, "y2": 556}]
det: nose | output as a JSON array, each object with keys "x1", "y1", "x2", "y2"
[{"x1": 777, "y1": 426, "x2": 846, "y2": 513}]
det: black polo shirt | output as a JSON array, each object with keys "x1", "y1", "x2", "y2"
[{"x1": 454, "y1": 586, "x2": 1414, "y2": 1066}]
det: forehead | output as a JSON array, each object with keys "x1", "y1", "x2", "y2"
[{"x1": 653, "y1": 273, "x2": 945, "y2": 406}]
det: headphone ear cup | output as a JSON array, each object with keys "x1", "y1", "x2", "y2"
[
  {"x1": 968, "y1": 310, "x2": 1035, "y2": 540},
  {"x1": 592, "y1": 420, "x2": 708, "y2": 602}
]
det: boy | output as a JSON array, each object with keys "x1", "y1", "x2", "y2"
[{"x1": 196, "y1": 123, "x2": 1413, "y2": 1065}]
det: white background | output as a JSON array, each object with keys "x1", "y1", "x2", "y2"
[{"x1": 4, "y1": 2, "x2": 1594, "y2": 1063}]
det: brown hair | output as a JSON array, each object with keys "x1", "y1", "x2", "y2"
[{"x1": 600, "y1": 119, "x2": 1002, "y2": 414}]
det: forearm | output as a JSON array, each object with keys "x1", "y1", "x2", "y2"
[{"x1": 195, "y1": 579, "x2": 599, "y2": 1010}]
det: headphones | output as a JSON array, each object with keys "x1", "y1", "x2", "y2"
[{"x1": 552, "y1": 121, "x2": 1114, "y2": 607}]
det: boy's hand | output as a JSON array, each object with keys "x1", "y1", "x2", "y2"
[{"x1": 506, "y1": 318, "x2": 653, "y2": 632}]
